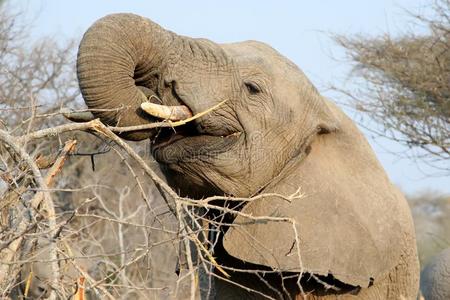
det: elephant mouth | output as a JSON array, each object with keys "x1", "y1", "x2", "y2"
[
  {"x1": 150, "y1": 125, "x2": 241, "y2": 163},
  {"x1": 141, "y1": 101, "x2": 242, "y2": 163}
]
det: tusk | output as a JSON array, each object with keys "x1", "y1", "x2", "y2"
[{"x1": 140, "y1": 102, "x2": 193, "y2": 121}]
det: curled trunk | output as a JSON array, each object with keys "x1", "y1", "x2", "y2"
[{"x1": 77, "y1": 13, "x2": 179, "y2": 140}]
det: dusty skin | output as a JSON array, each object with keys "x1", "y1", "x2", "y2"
[
  {"x1": 420, "y1": 248, "x2": 450, "y2": 300},
  {"x1": 76, "y1": 13, "x2": 420, "y2": 299}
]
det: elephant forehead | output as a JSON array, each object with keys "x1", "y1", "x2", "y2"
[{"x1": 221, "y1": 40, "x2": 301, "y2": 75}]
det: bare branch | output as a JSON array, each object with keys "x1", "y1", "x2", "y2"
[{"x1": 333, "y1": 0, "x2": 450, "y2": 173}]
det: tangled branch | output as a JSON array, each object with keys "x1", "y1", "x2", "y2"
[{"x1": 333, "y1": 0, "x2": 450, "y2": 173}]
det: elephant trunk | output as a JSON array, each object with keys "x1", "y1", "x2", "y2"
[{"x1": 77, "y1": 13, "x2": 179, "y2": 140}]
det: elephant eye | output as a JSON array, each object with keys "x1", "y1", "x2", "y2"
[{"x1": 244, "y1": 81, "x2": 261, "y2": 95}]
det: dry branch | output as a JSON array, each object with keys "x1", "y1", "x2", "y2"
[
  {"x1": 0, "y1": 134, "x2": 76, "y2": 298},
  {"x1": 333, "y1": 0, "x2": 450, "y2": 172}
]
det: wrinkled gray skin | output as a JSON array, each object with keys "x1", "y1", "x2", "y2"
[
  {"x1": 77, "y1": 13, "x2": 419, "y2": 299},
  {"x1": 420, "y1": 248, "x2": 450, "y2": 300}
]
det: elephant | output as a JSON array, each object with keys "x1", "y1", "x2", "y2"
[
  {"x1": 76, "y1": 13, "x2": 420, "y2": 299},
  {"x1": 420, "y1": 248, "x2": 450, "y2": 300}
]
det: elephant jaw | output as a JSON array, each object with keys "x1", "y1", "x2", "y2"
[{"x1": 140, "y1": 102, "x2": 192, "y2": 121}]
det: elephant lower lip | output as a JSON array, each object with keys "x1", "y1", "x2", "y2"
[
  {"x1": 151, "y1": 122, "x2": 241, "y2": 150},
  {"x1": 151, "y1": 130, "x2": 241, "y2": 163},
  {"x1": 151, "y1": 124, "x2": 196, "y2": 150},
  {"x1": 152, "y1": 131, "x2": 189, "y2": 149}
]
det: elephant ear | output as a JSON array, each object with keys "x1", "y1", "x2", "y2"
[{"x1": 223, "y1": 99, "x2": 412, "y2": 288}]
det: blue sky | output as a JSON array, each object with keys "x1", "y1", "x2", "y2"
[{"x1": 17, "y1": 0, "x2": 449, "y2": 195}]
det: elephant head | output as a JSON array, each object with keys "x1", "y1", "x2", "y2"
[
  {"x1": 420, "y1": 248, "x2": 450, "y2": 300},
  {"x1": 77, "y1": 13, "x2": 419, "y2": 298}
]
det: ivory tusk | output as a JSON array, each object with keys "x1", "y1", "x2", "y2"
[{"x1": 140, "y1": 102, "x2": 193, "y2": 121}]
